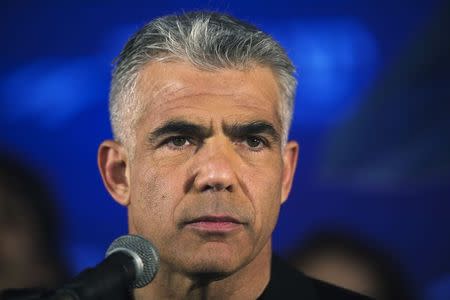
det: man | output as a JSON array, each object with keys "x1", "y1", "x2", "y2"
[
  {"x1": 289, "y1": 231, "x2": 416, "y2": 299},
  {"x1": 0, "y1": 154, "x2": 68, "y2": 290},
  {"x1": 98, "y1": 11, "x2": 370, "y2": 299}
]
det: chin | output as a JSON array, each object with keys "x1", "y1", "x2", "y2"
[
  {"x1": 182, "y1": 246, "x2": 247, "y2": 279},
  {"x1": 186, "y1": 260, "x2": 235, "y2": 281}
]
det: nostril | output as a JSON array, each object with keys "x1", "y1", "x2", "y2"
[{"x1": 201, "y1": 183, "x2": 233, "y2": 192}]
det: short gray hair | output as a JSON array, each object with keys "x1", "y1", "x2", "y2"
[{"x1": 109, "y1": 11, "x2": 297, "y2": 152}]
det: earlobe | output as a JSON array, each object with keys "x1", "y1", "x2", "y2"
[
  {"x1": 280, "y1": 141, "x2": 299, "y2": 204},
  {"x1": 97, "y1": 140, "x2": 131, "y2": 206}
]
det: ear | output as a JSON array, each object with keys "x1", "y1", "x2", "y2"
[
  {"x1": 98, "y1": 140, "x2": 131, "y2": 206},
  {"x1": 280, "y1": 140, "x2": 299, "y2": 204}
]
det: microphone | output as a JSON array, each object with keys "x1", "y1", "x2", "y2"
[{"x1": 52, "y1": 234, "x2": 160, "y2": 300}]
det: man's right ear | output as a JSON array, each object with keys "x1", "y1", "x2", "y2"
[{"x1": 98, "y1": 140, "x2": 131, "y2": 206}]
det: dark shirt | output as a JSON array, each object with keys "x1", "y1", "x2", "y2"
[
  {"x1": 0, "y1": 256, "x2": 372, "y2": 299},
  {"x1": 258, "y1": 255, "x2": 373, "y2": 299}
]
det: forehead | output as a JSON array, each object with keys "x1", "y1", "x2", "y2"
[{"x1": 135, "y1": 61, "x2": 282, "y2": 128}]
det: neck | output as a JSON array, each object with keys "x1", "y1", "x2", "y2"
[{"x1": 134, "y1": 242, "x2": 272, "y2": 300}]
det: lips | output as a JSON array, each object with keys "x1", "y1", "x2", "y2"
[
  {"x1": 184, "y1": 215, "x2": 244, "y2": 233},
  {"x1": 187, "y1": 215, "x2": 241, "y2": 224}
]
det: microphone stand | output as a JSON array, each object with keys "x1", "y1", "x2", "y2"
[{"x1": 1, "y1": 252, "x2": 135, "y2": 300}]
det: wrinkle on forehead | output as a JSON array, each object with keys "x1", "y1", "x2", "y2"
[{"x1": 134, "y1": 60, "x2": 283, "y2": 129}]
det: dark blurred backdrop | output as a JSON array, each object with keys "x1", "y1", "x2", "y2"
[{"x1": 1, "y1": 0, "x2": 449, "y2": 298}]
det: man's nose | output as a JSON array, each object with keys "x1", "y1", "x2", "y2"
[{"x1": 191, "y1": 141, "x2": 238, "y2": 193}]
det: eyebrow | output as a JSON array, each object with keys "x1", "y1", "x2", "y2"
[
  {"x1": 148, "y1": 119, "x2": 212, "y2": 143},
  {"x1": 223, "y1": 120, "x2": 280, "y2": 143}
]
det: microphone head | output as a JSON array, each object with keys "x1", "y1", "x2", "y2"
[{"x1": 105, "y1": 235, "x2": 159, "y2": 288}]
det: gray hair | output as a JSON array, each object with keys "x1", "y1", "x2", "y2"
[{"x1": 109, "y1": 11, "x2": 297, "y2": 153}]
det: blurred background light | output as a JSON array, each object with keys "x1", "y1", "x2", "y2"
[{"x1": 1, "y1": 57, "x2": 108, "y2": 129}]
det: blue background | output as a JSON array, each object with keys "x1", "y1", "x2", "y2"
[{"x1": 2, "y1": 1, "x2": 449, "y2": 298}]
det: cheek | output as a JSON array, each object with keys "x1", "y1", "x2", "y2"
[
  {"x1": 128, "y1": 164, "x2": 179, "y2": 241},
  {"x1": 242, "y1": 161, "x2": 283, "y2": 233}
]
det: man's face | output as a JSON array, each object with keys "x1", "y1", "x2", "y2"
[{"x1": 106, "y1": 61, "x2": 298, "y2": 276}]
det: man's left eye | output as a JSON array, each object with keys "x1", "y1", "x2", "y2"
[
  {"x1": 244, "y1": 136, "x2": 266, "y2": 150},
  {"x1": 170, "y1": 136, "x2": 189, "y2": 147}
]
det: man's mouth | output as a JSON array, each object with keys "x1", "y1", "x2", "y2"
[{"x1": 184, "y1": 215, "x2": 244, "y2": 233}]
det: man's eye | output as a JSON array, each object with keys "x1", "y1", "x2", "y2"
[
  {"x1": 244, "y1": 136, "x2": 267, "y2": 150},
  {"x1": 164, "y1": 136, "x2": 193, "y2": 149},
  {"x1": 171, "y1": 137, "x2": 189, "y2": 146}
]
